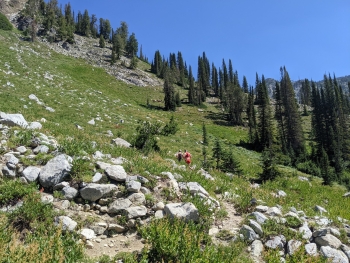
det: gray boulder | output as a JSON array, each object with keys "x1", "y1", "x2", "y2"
[
  {"x1": 240, "y1": 225, "x2": 257, "y2": 242},
  {"x1": 265, "y1": 235, "x2": 286, "y2": 250},
  {"x1": 54, "y1": 216, "x2": 77, "y2": 231},
  {"x1": 61, "y1": 186, "x2": 78, "y2": 200},
  {"x1": 127, "y1": 193, "x2": 145, "y2": 205},
  {"x1": 112, "y1": 137, "x2": 131, "y2": 148},
  {"x1": 105, "y1": 165, "x2": 127, "y2": 181},
  {"x1": 39, "y1": 154, "x2": 72, "y2": 188},
  {"x1": 249, "y1": 219, "x2": 263, "y2": 236},
  {"x1": 314, "y1": 234, "x2": 342, "y2": 249},
  {"x1": 108, "y1": 198, "x2": 132, "y2": 214},
  {"x1": 33, "y1": 145, "x2": 49, "y2": 154},
  {"x1": 178, "y1": 182, "x2": 209, "y2": 197},
  {"x1": 126, "y1": 180, "x2": 141, "y2": 193},
  {"x1": 124, "y1": 206, "x2": 147, "y2": 219},
  {"x1": 28, "y1": 122, "x2": 42, "y2": 130},
  {"x1": 305, "y1": 243, "x2": 318, "y2": 256},
  {"x1": 164, "y1": 202, "x2": 199, "y2": 222},
  {"x1": 287, "y1": 239, "x2": 302, "y2": 255},
  {"x1": 80, "y1": 183, "x2": 117, "y2": 202},
  {"x1": 320, "y1": 246, "x2": 349, "y2": 263},
  {"x1": 2, "y1": 166, "x2": 16, "y2": 177},
  {"x1": 251, "y1": 240, "x2": 264, "y2": 262},
  {"x1": 299, "y1": 223, "x2": 313, "y2": 240},
  {"x1": 0, "y1": 112, "x2": 28, "y2": 128},
  {"x1": 250, "y1": 212, "x2": 268, "y2": 224},
  {"x1": 22, "y1": 166, "x2": 41, "y2": 182}
]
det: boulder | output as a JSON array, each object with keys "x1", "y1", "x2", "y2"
[
  {"x1": 112, "y1": 137, "x2": 131, "y2": 148},
  {"x1": 314, "y1": 234, "x2": 342, "y2": 249},
  {"x1": 61, "y1": 186, "x2": 78, "y2": 200},
  {"x1": 0, "y1": 112, "x2": 28, "y2": 128},
  {"x1": 126, "y1": 180, "x2": 141, "y2": 193},
  {"x1": 305, "y1": 243, "x2": 318, "y2": 256},
  {"x1": 178, "y1": 182, "x2": 209, "y2": 197},
  {"x1": 22, "y1": 166, "x2": 41, "y2": 182},
  {"x1": 249, "y1": 219, "x2": 263, "y2": 236},
  {"x1": 108, "y1": 198, "x2": 132, "y2": 214},
  {"x1": 250, "y1": 212, "x2": 268, "y2": 224},
  {"x1": 39, "y1": 154, "x2": 72, "y2": 188},
  {"x1": 320, "y1": 246, "x2": 348, "y2": 263},
  {"x1": 105, "y1": 165, "x2": 127, "y2": 181},
  {"x1": 265, "y1": 235, "x2": 286, "y2": 250},
  {"x1": 80, "y1": 183, "x2": 117, "y2": 202},
  {"x1": 127, "y1": 193, "x2": 145, "y2": 205},
  {"x1": 251, "y1": 240, "x2": 264, "y2": 261},
  {"x1": 124, "y1": 206, "x2": 147, "y2": 219},
  {"x1": 54, "y1": 216, "x2": 77, "y2": 231},
  {"x1": 287, "y1": 239, "x2": 302, "y2": 255},
  {"x1": 164, "y1": 202, "x2": 199, "y2": 222},
  {"x1": 28, "y1": 122, "x2": 42, "y2": 130},
  {"x1": 240, "y1": 225, "x2": 257, "y2": 242},
  {"x1": 299, "y1": 223, "x2": 312, "y2": 240}
]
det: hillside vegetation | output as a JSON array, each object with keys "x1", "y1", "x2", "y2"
[{"x1": 0, "y1": 26, "x2": 350, "y2": 263}]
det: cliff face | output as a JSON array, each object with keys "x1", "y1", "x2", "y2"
[{"x1": 0, "y1": 0, "x2": 27, "y2": 20}]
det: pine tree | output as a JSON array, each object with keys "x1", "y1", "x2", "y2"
[
  {"x1": 319, "y1": 146, "x2": 333, "y2": 185},
  {"x1": 81, "y1": 9, "x2": 90, "y2": 36},
  {"x1": 163, "y1": 71, "x2": 176, "y2": 111},
  {"x1": 202, "y1": 123, "x2": 208, "y2": 146},
  {"x1": 256, "y1": 75, "x2": 274, "y2": 151},
  {"x1": 247, "y1": 87, "x2": 258, "y2": 145},
  {"x1": 116, "y1": 21, "x2": 128, "y2": 51},
  {"x1": 242, "y1": 76, "x2": 249, "y2": 93},
  {"x1": 129, "y1": 56, "x2": 138, "y2": 69},
  {"x1": 99, "y1": 34, "x2": 105, "y2": 48},
  {"x1": 211, "y1": 64, "x2": 219, "y2": 97},
  {"x1": 212, "y1": 138, "x2": 223, "y2": 169},
  {"x1": 64, "y1": 2, "x2": 74, "y2": 42},
  {"x1": 90, "y1": 14, "x2": 97, "y2": 38},
  {"x1": 221, "y1": 149, "x2": 242, "y2": 175},
  {"x1": 188, "y1": 66, "x2": 195, "y2": 104},
  {"x1": 126, "y1": 33, "x2": 138, "y2": 57},
  {"x1": 279, "y1": 66, "x2": 305, "y2": 157}
]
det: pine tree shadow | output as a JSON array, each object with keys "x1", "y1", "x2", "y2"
[
  {"x1": 139, "y1": 103, "x2": 164, "y2": 111},
  {"x1": 205, "y1": 111, "x2": 230, "y2": 126}
]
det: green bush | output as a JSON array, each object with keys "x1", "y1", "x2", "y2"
[
  {"x1": 139, "y1": 218, "x2": 251, "y2": 263},
  {"x1": 0, "y1": 13, "x2": 12, "y2": 31},
  {"x1": 296, "y1": 161, "x2": 321, "y2": 177}
]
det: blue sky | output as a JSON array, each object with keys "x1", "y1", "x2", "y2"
[{"x1": 56, "y1": 0, "x2": 349, "y2": 86}]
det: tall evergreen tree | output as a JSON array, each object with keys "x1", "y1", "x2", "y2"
[
  {"x1": 212, "y1": 138, "x2": 223, "y2": 169},
  {"x1": 256, "y1": 75, "x2": 274, "y2": 151},
  {"x1": 242, "y1": 76, "x2": 249, "y2": 93},
  {"x1": 247, "y1": 87, "x2": 258, "y2": 145},
  {"x1": 126, "y1": 33, "x2": 138, "y2": 57},
  {"x1": 163, "y1": 71, "x2": 176, "y2": 111},
  {"x1": 279, "y1": 66, "x2": 305, "y2": 157},
  {"x1": 116, "y1": 21, "x2": 128, "y2": 51},
  {"x1": 188, "y1": 66, "x2": 195, "y2": 104}
]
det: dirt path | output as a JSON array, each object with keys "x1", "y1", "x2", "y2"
[{"x1": 210, "y1": 196, "x2": 244, "y2": 245}]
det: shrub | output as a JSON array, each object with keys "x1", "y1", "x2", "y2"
[
  {"x1": 296, "y1": 161, "x2": 321, "y2": 177},
  {"x1": 133, "y1": 121, "x2": 161, "y2": 154},
  {"x1": 139, "y1": 218, "x2": 251, "y2": 263},
  {"x1": 0, "y1": 13, "x2": 12, "y2": 31},
  {"x1": 161, "y1": 115, "x2": 178, "y2": 136}
]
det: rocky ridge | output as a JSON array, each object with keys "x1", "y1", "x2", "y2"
[{"x1": 40, "y1": 34, "x2": 162, "y2": 88}]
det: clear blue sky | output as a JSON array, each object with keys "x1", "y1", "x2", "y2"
[{"x1": 56, "y1": 0, "x2": 349, "y2": 86}]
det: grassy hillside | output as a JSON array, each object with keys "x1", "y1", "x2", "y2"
[{"x1": 1, "y1": 29, "x2": 350, "y2": 262}]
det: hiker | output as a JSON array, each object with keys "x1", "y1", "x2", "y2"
[
  {"x1": 183, "y1": 149, "x2": 192, "y2": 169},
  {"x1": 176, "y1": 150, "x2": 183, "y2": 162}
]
